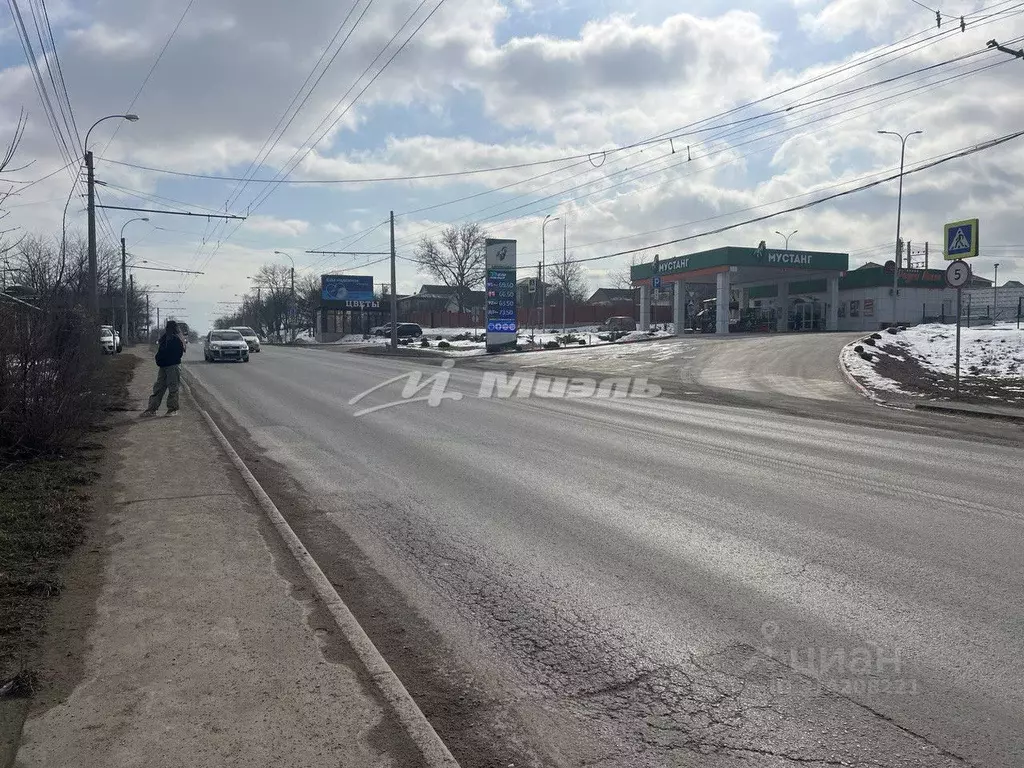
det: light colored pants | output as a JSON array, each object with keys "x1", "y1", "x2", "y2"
[{"x1": 147, "y1": 365, "x2": 180, "y2": 412}]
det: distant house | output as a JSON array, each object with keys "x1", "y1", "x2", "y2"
[
  {"x1": 396, "y1": 284, "x2": 485, "y2": 322},
  {"x1": 398, "y1": 285, "x2": 456, "y2": 314},
  {"x1": 968, "y1": 274, "x2": 993, "y2": 289},
  {"x1": 856, "y1": 261, "x2": 885, "y2": 270},
  {"x1": 445, "y1": 290, "x2": 485, "y2": 312},
  {"x1": 588, "y1": 287, "x2": 671, "y2": 306},
  {"x1": 587, "y1": 288, "x2": 635, "y2": 305}
]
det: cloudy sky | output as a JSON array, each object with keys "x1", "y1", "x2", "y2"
[{"x1": 2, "y1": 0, "x2": 1023, "y2": 329}]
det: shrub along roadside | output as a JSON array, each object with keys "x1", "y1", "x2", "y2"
[{"x1": 0, "y1": 354, "x2": 136, "y2": 699}]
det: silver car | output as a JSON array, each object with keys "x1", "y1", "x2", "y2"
[
  {"x1": 230, "y1": 326, "x2": 262, "y2": 352},
  {"x1": 204, "y1": 330, "x2": 250, "y2": 363}
]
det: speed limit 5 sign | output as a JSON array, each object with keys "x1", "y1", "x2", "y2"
[{"x1": 945, "y1": 259, "x2": 971, "y2": 289}]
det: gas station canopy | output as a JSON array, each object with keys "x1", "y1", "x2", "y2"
[{"x1": 630, "y1": 245, "x2": 849, "y2": 286}]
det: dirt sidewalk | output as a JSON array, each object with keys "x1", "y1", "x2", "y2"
[{"x1": 12, "y1": 355, "x2": 424, "y2": 767}]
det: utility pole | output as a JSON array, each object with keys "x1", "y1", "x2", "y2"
[
  {"x1": 85, "y1": 114, "x2": 140, "y2": 316},
  {"x1": 146, "y1": 292, "x2": 150, "y2": 340},
  {"x1": 562, "y1": 219, "x2": 568, "y2": 333},
  {"x1": 925, "y1": 242, "x2": 929, "y2": 270},
  {"x1": 541, "y1": 214, "x2": 560, "y2": 331},
  {"x1": 907, "y1": 240, "x2": 912, "y2": 270},
  {"x1": 129, "y1": 274, "x2": 135, "y2": 340},
  {"x1": 390, "y1": 210, "x2": 398, "y2": 350},
  {"x1": 156, "y1": 306, "x2": 160, "y2": 331},
  {"x1": 120, "y1": 237, "x2": 129, "y2": 344},
  {"x1": 87, "y1": 150, "x2": 98, "y2": 315}
]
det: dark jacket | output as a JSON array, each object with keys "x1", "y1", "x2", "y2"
[{"x1": 155, "y1": 334, "x2": 185, "y2": 368}]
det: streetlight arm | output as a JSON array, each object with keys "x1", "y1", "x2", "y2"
[
  {"x1": 85, "y1": 114, "x2": 139, "y2": 153},
  {"x1": 120, "y1": 216, "x2": 150, "y2": 240}
]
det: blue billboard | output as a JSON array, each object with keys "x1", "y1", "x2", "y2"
[{"x1": 321, "y1": 275, "x2": 374, "y2": 303}]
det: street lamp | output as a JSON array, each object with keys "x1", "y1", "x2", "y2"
[
  {"x1": 541, "y1": 214, "x2": 560, "y2": 330},
  {"x1": 775, "y1": 230, "x2": 798, "y2": 250},
  {"x1": 275, "y1": 250, "x2": 296, "y2": 341},
  {"x1": 85, "y1": 114, "x2": 139, "y2": 316},
  {"x1": 878, "y1": 129, "x2": 923, "y2": 327},
  {"x1": 120, "y1": 217, "x2": 148, "y2": 343}
]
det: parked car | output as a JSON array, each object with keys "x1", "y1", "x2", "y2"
[
  {"x1": 230, "y1": 326, "x2": 262, "y2": 352},
  {"x1": 99, "y1": 327, "x2": 116, "y2": 354},
  {"x1": 373, "y1": 323, "x2": 423, "y2": 339},
  {"x1": 100, "y1": 325, "x2": 121, "y2": 354},
  {"x1": 203, "y1": 329, "x2": 250, "y2": 363},
  {"x1": 598, "y1": 316, "x2": 637, "y2": 333}
]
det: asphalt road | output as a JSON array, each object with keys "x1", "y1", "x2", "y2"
[{"x1": 183, "y1": 342, "x2": 1024, "y2": 768}]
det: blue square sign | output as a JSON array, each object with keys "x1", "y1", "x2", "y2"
[
  {"x1": 944, "y1": 218, "x2": 978, "y2": 260},
  {"x1": 652, "y1": 276, "x2": 661, "y2": 288}
]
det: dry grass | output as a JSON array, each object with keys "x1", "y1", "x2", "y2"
[{"x1": 0, "y1": 353, "x2": 135, "y2": 697}]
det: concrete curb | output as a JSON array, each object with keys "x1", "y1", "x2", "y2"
[
  {"x1": 914, "y1": 402, "x2": 1024, "y2": 423},
  {"x1": 197, "y1": 407, "x2": 461, "y2": 768},
  {"x1": 837, "y1": 340, "x2": 889, "y2": 405}
]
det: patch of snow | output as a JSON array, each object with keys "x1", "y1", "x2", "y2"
[
  {"x1": 893, "y1": 322, "x2": 1024, "y2": 377},
  {"x1": 841, "y1": 344, "x2": 916, "y2": 396}
]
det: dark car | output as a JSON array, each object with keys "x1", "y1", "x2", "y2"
[{"x1": 374, "y1": 323, "x2": 423, "y2": 338}]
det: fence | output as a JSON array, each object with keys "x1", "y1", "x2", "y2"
[{"x1": 401, "y1": 301, "x2": 673, "y2": 330}]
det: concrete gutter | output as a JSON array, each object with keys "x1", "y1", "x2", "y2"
[
  {"x1": 914, "y1": 401, "x2": 1024, "y2": 423},
  {"x1": 198, "y1": 407, "x2": 462, "y2": 768}
]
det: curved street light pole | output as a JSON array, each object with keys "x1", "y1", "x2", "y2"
[
  {"x1": 878, "y1": 129, "x2": 922, "y2": 327},
  {"x1": 541, "y1": 214, "x2": 560, "y2": 330},
  {"x1": 775, "y1": 229, "x2": 798, "y2": 250},
  {"x1": 120, "y1": 216, "x2": 148, "y2": 343},
  {"x1": 86, "y1": 114, "x2": 139, "y2": 316}
]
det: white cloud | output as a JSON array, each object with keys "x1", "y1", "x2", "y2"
[
  {"x1": 242, "y1": 215, "x2": 310, "y2": 237},
  {"x1": 3, "y1": 0, "x2": 1024, "y2": 333}
]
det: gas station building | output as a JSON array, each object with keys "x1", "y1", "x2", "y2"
[{"x1": 630, "y1": 245, "x2": 960, "y2": 333}]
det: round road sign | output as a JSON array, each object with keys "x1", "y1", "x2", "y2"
[{"x1": 945, "y1": 259, "x2": 971, "y2": 289}]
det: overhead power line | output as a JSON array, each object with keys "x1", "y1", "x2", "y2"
[
  {"x1": 559, "y1": 129, "x2": 1024, "y2": 267},
  {"x1": 101, "y1": 0, "x2": 196, "y2": 154}
]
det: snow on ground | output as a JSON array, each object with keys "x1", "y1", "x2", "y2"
[
  {"x1": 843, "y1": 322, "x2": 1024, "y2": 398},
  {"x1": 900, "y1": 323, "x2": 1024, "y2": 377},
  {"x1": 842, "y1": 342, "x2": 916, "y2": 396},
  {"x1": 320, "y1": 325, "x2": 677, "y2": 352}
]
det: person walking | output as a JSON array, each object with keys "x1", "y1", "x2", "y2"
[{"x1": 142, "y1": 320, "x2": 186, "y2": 417}]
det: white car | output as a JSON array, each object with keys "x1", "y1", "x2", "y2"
[
  {"x1": 203, "y1": 330, "x2": 250, "y2": 363},
  {"x1": 101, "y1": 325, "x2": 122, "y2": 353},
  {"x1": 230, "y1": 326, "x2": 262, "y2": 353},
  {"x1": 99, "y1": 327, "x2": 116, "y2": 354}
]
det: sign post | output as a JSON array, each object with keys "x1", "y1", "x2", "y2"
[
  {"x1": 485, "y1": 239, "x2": 517, "y2": 352},
  {"x1": 945, "y1": 259, "x2": 971, "y2": 400},
  {"x1": 943, "y1": 218, "x2": 979, "y2": 400}
]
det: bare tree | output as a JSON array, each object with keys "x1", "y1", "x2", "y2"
[
  {"x1": 0, "y1": 109, "x2": 29, "y2": 268},
  {"x1": 613, "y1": 254, "x2": 644, "y2": 290},
  {"x1": 415, "y1": 222, "x2": 488, "y2": 313},
  {"x1": 548, "y1": 254, "x2": 588, "y2": 304},
  {"x1": 249, "y1": 263, "x2": 292, "y2": 340}
]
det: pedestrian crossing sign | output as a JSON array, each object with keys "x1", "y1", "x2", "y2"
[{"x1": 944, "y1": 218, "x2": 979, "y2": 260}]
